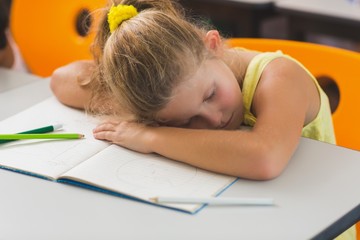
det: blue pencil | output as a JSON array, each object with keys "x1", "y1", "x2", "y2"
[{"x1": 0, "y1": 124, "x2": 63, "y2": 144}]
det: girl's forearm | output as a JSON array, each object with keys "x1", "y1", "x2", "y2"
[{"x1": 146, "y1": 127, "x2": 290, "y2": 180}]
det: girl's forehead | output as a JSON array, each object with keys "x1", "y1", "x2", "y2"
[
  {"x1": 157, "y1": 83, "x2": 206, "y2": 122},
  {"x1": 156, "y1": 88, "x2": 198, "y2": 122}
]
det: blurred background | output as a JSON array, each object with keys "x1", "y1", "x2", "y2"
[
  {"x1": 1, "y1": 0, "x2": 360, "y2": 76},
  {"x1": 180, "y1": 0, "x2": 360, "y2": 51}
]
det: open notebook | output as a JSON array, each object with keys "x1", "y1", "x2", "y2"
[{"x1": 0, "y1": 97, "x2": 237, "y2": 213}]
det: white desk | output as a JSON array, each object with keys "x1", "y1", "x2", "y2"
[
  {"x1": 0, "y1": 68, "x2": 39, "y2": 93},
  {"x1": 275, "y1": 0, "x2": 360, "y2": 41},
  {"x1": 0, "y1": 68, "x2": 52, "y2": 119},
  {"x1": 1, "y1": 70, "x2": 360, "y2": 240}
]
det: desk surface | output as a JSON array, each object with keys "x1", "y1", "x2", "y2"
[
  {"x1": 1, "y1": 69, "x2": 360, "y2": 240},
  {"x1": 276, "y1": 0, "x2": 360, "y2": 22},
  {"x1": 0, "y1": 68, "x2": 52, "y2": 120},
  {"x1": 0, "y1": 68, "x2": 39, "y2": 93}
]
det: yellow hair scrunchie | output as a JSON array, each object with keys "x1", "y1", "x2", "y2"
[{"x1": 107, "y1": 4, "x2": 138, "y2": 33}]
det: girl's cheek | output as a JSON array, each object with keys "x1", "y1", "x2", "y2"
[{"x1": 218, "y1": 87, "x2": 238, "y2": 108}]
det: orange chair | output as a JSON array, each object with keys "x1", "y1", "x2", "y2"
[
  {"x1": 10, "y1": 0, "x2": 106, "y2": 77},
  {"x1": 227, "y1": 38, "x2": 360, "y2": 239}
]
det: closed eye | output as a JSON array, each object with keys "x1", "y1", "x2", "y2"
[{"x1": 204, "y1": 90, "x2": 215, "y2": 103}]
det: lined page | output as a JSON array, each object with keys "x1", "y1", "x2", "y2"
[
  {"x1": 61, "y1": 144, "x2": 237, "y2": 213},
  {"x1": 0, "y1": 97, "x2": 109, "y2": 179}
]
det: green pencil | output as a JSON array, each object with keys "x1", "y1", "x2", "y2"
[
  {"x1": 0, "y1": 124, "x2": 63, "y2": 144},
  {"x1": 0, "y1": 133, "x2": 84, "y2": 140}
]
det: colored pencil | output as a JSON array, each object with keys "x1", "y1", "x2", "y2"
[
  {"x1": 0, "y1": 133, "x2": 84, "y2": 140},
  {"x1": 0, "y1": 124, "x2": 63, "y2": 144},
  {"x1": 151, "y1": 197, "x2": 274, "y2": 206}
]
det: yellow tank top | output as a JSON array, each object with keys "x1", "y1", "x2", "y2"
[
  {"x1": 241, "y1": 50, "x2": 355, "y2": 240},
  {"x1": 241, "y1": 50, "x2": 336, "y2": 144}
]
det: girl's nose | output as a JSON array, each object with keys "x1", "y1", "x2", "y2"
[{"x1": 201, "y1": 108, "x2": 222, "y2": 128}]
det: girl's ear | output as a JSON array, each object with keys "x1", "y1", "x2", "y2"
[{"x1": 204, "y1": 30, "x2": 223, "y2": 56}]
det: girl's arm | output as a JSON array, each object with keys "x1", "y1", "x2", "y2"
[
  {"x1": 50, "y1": 60, "x2": 94, "y2": 109},
  {"x1": 93, "y1": 57, "x2": 319, "y2": 180}
]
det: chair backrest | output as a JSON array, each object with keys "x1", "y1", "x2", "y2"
[
  {"x1": 10, "y1": 0, "x2": 106, "y2": 77},
  {"x1": 227, "y1": 38, "x2": 360, "y2": 151}
]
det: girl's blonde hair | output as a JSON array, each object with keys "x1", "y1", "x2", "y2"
[{"x1": 88, "y1": 0, "x2": 213, "y2": 123}]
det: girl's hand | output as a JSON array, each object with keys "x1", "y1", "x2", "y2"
[{"x1": 93, "y1": 121, "x2": 154, "y2": 154}]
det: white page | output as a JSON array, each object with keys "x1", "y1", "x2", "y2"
[
  {"x1": 0, "y1": 97, "x2": 109, "y2": 179},
  {"x1": 61, "y1": 144, "x2": 237, "y2": 213}
]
